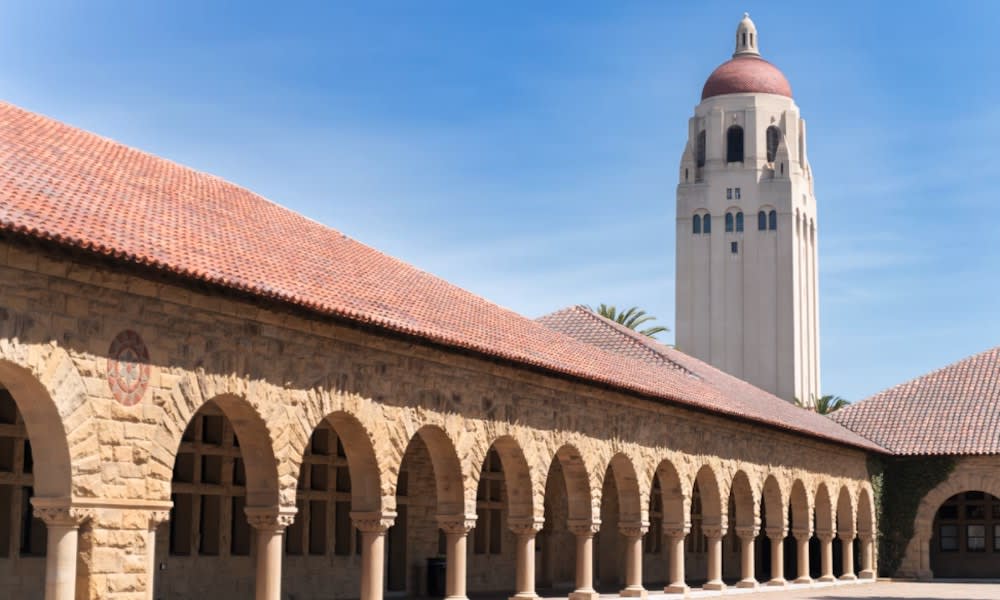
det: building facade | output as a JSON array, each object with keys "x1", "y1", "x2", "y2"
[{"x1": 675, "y1": 14, "x2": 820, "y2": 404}]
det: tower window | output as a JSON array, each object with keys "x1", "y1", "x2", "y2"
[
  {"x1": 735, "y1": 212, "x2": 744, "y2": 232},
  {"x1": 726, "y1": 126, "x2": 744, "y2": 163},
  {"x1": 735, "y1": 187, "x2": 741, "y2": 200},
  {"x1": 684, "y1": 168, "x2": 689, "y2": 182},
  {"x1": 725, "y1": 212, "x2": 734, "y2": 233},
  {"x1": 742, "y1": 32, "x2": 747, "y2": 47},
  {"x1": 766, "y1": 126, "x2": 781, "y2": 162},
  {"x1": 726, "y1": 188, "x2": 732, "y2": 200},
  {"x1": 692, "y1": 214, "x2": 702, "y2": 234},
  {"x1": 758, "y1": 211, "x2": 767, "y2": 231},
  {"x1": 696, "y1": 131, "x2": 706, "y2": 168},
  {"x1": 768, "y1": 210, "x2": 777, "y2": 230},
  {"x1": 703, "y1": 214, "x2": 712, "y2": 234},
  {"x1": 731, "y1": 241, "x2": 738, "y2": 254}
]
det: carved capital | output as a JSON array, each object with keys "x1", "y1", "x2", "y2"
[
  {"x1": 618, "y1": 521, "x2": 649, "y2": 538},
  {"x1": 839, "y1": 530, "x2": 857, "y2": 542},
  {"x1": 816, "y1": 530, "x2": 836, "y2": 543},
  {"x1": 508, "y1": 516, "x2": 545, "y2": 536},
  {"x1": 792, "y1": 528, "x2": 813, "y2": 542},
  {"x1": 662, "y1": 522, "x2": 690, "y2": 539},
  {"x1": 245, "y1": 506, "x2": 298, "y2": 531},
  {"x1": 351, "y1": 510, "x2": 397, "y2": 534},
  {"x1": 437, "y1": 515, "x2": 477, "y2": 535},
  {"x1": 701, "y1": 525, "x2": 725, "y2": 540},
  {"x1": 858, "y1": 532, "x2": 874, "y2": 543},
  {"x1": 734, "y1": 525, "x2": 758, "y2": 540},
  {"x1": 766, "y1": 527, "x2": 788, "y2": 541},
  {"x1": 32, "y1": 505, "x2": 95, "y2": 527},
  {"x1": 148, "y1": 510, "x2": 171, "y2": 530},
  {"x1": 567, "y1": 518, "x2": 601, "y2": 537}
]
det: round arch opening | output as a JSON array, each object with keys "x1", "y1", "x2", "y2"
[{"x1": 931, "y1": 491, "x2": 1000, "y2": 578}]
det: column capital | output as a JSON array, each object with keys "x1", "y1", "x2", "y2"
[
  {"x1": 766, "y1": 527, "x2": 788, "y2": 541},
  {"x1": 618, "y1": 521, "x2": 649, "y2": 538},
  {"x1": 734, "y1": 525, "x2": 758, "y2": 540},
  {"x1": 858, "y1": 531, "x2": 874, "y2": 542},
  {"x1": 662, "y1": 522, "x2": 690, "y2": 539},
  {"x1": 148, "y1": 509, "x2": 171, "y2": 530},
  {"x1": 567, "y1": 518, "x2": 601, "y2": 537},
  {"x1": 839, "y1": 530, "x2": 857, "y2": 542},
  {"x1": 30, "y1": 498, "x2": 95, "y2": 527},
  {"x1": 508, "y1": 516, "x2": 544, "y2": 536},
  {"x1": 792, "y1": 528, "x2": 812, "y2": 542},
  {"x1": 437, "y1": 514, "x2": 477, "y2": 534},
  {"x1": 816, "y1": 530, "x2": 836, "y2": 543},
  {"x1": 701, "y1": 525, "x2": 725, "y2": 539},
  {"x1": 352, "y1": 510, "x2": 397, "y2": 533},
  {"x1": 245, "y1": 506, "x2": 298, "y2": 531}
]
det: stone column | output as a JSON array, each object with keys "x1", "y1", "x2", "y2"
[
  {"x1": 619, "y1": 522, "x2": 649, "y2": 598},
  {"x1": 839, "y1": 532, "x2": 857, "y2": 581},
  {"x1": 509, "y1": 517, "x2": 544, "y2": 600},
  {"x1": 702, "y1": 525, "x2": 726, "y2": 591},
  {"x1": 567, "y1": 519, "x2": 600, "y2": 600},
  {"x1": 246, "y1": 506, "x2": 297, "y2": 600},
  {"x1": 858, "y1": 533, "x2": 875, "y2": 580},
  {"x1": 352, "y1": 511, "x2": 397, "y2": 600},
  {"x1": 145, "y1": 510, "x2": 171, "y2": 600},
  {"x1": 734, "y1": 526, "x2": 757, "y2": 589},
  {"x1": 766, "y1": 528, "x2": 787, "y2": 586},
  {"x1": 817, "y1": 531, "x2": 835, "y2": 582},
  {"x1": 438, "y1": 515, "x2": 477, "y2": 600},
  {"x1": 31, "y1": 502, "x2": 94, "y2": 600},
  {"x1": 663, "y1": 525, "x2": 689, "y2": 595},
  {"x1": 792, "y1": 530, "x2": 812, "y2": 584}
]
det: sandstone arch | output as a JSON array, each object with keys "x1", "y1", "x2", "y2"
[
  {"x1": 694, "y1": 464, "x2": 724, "y2": 528},
  {"x1": 836, "y1": 485, "x2": 855, "y2": 536},
  {"x1": 762, "y1": 475, "x2": 786, "y2": 532},
  {"x1": 653, "y1": 459, "x2": 688, "y2": 528},
  {"x1": 303, "y1": 411, "x2": 384, "y2": 513},
  {"x1": 406, "y1": 425, "x2": 466, "y2": 517},
  {"x1": 815, "y1": 482, "x2": 834, "y2": 535},
  {"x1": 856, "y1": 487, "x2": 874, "y2": 538},
  {"x1": 548, "y1": 444, "x2": 594, "y2": 522},
  {"x1": 606, "y1": 453, "x2": 643, "y2": 525},
  {"x1": 482, "y1": 434, "x2": 535, "y2": 520},
  {"x1": 789, "y1": 479, "x2": 811, "y2": 535},
  {"x1": 729, "y1": 470, "x2": 757, "y2": 530}
]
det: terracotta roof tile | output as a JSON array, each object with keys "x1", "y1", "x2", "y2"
[
  {"x1": 831, "y1": 346, "x2": 1000, "y2": 455},
  {"x1": 0, "y1": 101, "x2": 880, "y2": 451}
]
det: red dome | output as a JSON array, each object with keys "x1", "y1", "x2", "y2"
[{"x1": 701, "y1": 55, "x2": 792, "y2": 100}]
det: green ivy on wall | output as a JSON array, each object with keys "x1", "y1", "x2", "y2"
[{"x1": 867, "y1": 455, "x2": 955, "y2": 575}]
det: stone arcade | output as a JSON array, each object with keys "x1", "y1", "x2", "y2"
[{"x1": 0, "y1": 13, "x2": 996, "y2": 600}]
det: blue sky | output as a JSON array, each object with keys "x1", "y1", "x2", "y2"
[{"x1": 2, "y1": 1, "x2": 998, "y2": 402}]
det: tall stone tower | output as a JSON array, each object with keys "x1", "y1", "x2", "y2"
[{"x1": 675, "y1": 14, "x2": 820, "y2": 404}]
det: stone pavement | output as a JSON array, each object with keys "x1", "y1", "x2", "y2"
[{"x1": 641, "y1": 581, "x2": 1000, "y2": 599}]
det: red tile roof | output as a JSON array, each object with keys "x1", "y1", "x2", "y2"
[
  {"x1": 702, "y1": 56, "x2": 792, "y2": 100},
  {"x1": 538, "y1": 306, "x2": 880, "y2": 449},
  {"x1": 831, "y1": 346, "x2": 1000, "y2": 455},
  {"x1": 0, "y1": 101, "x2": 880, "y2": 451}
]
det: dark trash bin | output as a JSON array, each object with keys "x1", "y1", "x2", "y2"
[{"x1": 427, "y1": 557, "x2": 447, "y2": 597}]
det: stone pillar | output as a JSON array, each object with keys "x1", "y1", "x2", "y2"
[
  {"x1": 352, "y1": 511, "x2": 397, "y2": 600},
  {"x1": 663, "y1": 525, "x2": 689, "y2": 595},
  {"x1": 702, "y1": 525, "x2": 726, "y2": 591},
  {"x1": 567, "y1": 519, "x2": 600, "y2": 600},
  {"x1": 858, "y1": 533, "x2": 875, "y2": 580},
  {"x1": 438, "y1": 515, "x2": 477, "y2": 600},
  {"x1": 839, "y1": 532, "x2": 857, "y2": 581},
  {"x1": 31, "y1": 502, "x2": 94, "y2": 600},
  {"x1": 145, "y1": 510, "x2": 171, "y2": 600},
  {"x1": 734, "y1": 526, "x2": 757, "y2": 589},
  {"x1": 793, "y1": 530, "x2": 812, "y2": 584},
  {"x1": 246, "y1": 506, "x2": 297, "y2": 600},
  {"x1": 766, "y1": 528, "x2": 787, "y2": 586},
  {"x1": 509, "y1": 517, "x2": 544, "y2": 600},
  {"x1": 817, "y1": 531, "x2": 835, "y2": 582},
  {"x1": 619, "y1": 522, "x2": 649, "y2": 598}
]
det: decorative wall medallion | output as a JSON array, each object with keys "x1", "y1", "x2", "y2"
[{"x1": 107, "y1": 330, "x2": 151, "y2": 407}]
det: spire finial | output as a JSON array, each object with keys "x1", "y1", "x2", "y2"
[{"x1": 734, "y1": 13, "x2": 760, "y2": 57}]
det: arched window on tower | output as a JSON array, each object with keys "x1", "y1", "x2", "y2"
[
  {"x1": 735, "y1": 211, "x2": 744, "y2": 232},
  {"x1": 766, "y1": 125, "x2": 781, "y2": 163},
  {"x1": 758, "y1": 210, "x2": 767, "y2": 231},
  {"x1": 725, "y1": 212, "x2": 734, "y2": 233},
  {"x1": 769, "y1": 210, "x2": 777, "y2": 230},
  {"x1": 703, "y1": 214, "x2": 712, "y2": 234},
  {"x1": 726, "y1": 125, "x2": 744, "y2": 163},
  {"x1": 692, "y1": 214, "x2": 702, "y2": 234},
  {"x1": 696, "y1": 130, "x2": 706, "y2": 169}
]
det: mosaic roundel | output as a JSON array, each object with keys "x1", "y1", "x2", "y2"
[{"x1": 107, "y1": 330, "x2": 151, "y2": 407}]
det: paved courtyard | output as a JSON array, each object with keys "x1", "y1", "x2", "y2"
[{"x1": 675, "y1": 581, "x2": 1000, "y2": 599}]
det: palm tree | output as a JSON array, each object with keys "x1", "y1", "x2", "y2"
[
  {"x1": 798, "y1": 394, "x2": 850, "y2": 415},
  {"x1": 587, "y1": 304, "x2": 669, "y2": 338}
]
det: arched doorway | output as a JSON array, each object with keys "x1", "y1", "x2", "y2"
[{"x1": 931, "y1": 491, "x2": 1000, "y2": 578}]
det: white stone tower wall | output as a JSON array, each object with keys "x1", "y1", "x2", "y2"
[{"x1": 676, "y1": 91, "x2": 820, "y2": 404}]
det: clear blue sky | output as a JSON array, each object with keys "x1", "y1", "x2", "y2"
[{"x1": 3, "y1": 1, "x2": 998, "y2": 402}]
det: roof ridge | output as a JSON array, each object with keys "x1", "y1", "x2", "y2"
[{"x1": 572, "y1": 306, "x2": 697, "y2": 377}]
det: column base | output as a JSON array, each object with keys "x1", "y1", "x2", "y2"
[
  {"x1": 702, "y1": 581, "x2": 726, "y2": 591},
  {"x1": 859, "y1": 570, "x2": 876, "y2": 580},
  {"x1": 663, "y1": 583, "x2": 689, "y2": 594},
  {"x1": 793, "y1": 576, "x2": 813, "y2": 584},
  {"x1": 510, "y1": 594, "x2": 539, "y2": 600},
  {"x1": 817, "y1": 575, "x2": 836, "y2": 583},
  {"x1": 839, "y1": 574, "x2": 857, "y2": 581},
  {"x1": 735, "y1": 579, "x2": 758, "y2": 589},
  {"x1": 620, "y1": 586, "x2": 647, "y2": 598},
  {"x1": 446, "y1": 596, "x2": 470, "y2": 600},
  {"x1": 767, "y1": 578, "x2": 787, "y2": 587},
  {"x1": 568, "y1": 590, "x2": 600, "y2": 600}
]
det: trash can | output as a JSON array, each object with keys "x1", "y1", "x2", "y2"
[{"x1": 427, "y1": 557, "x2": 447, "y2": 597}]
